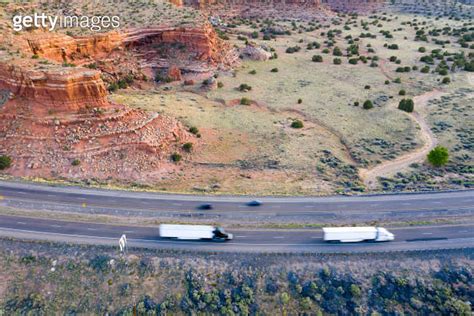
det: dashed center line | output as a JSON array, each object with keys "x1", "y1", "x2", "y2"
[
  {"x1": 50, "y1": 225, "x2": 62, "y2": 228},
  {"x1": 273, "y1": 236, "x2": 284, "y2": 239},
  {"x1": 17, "y1": 221, "x2": 26, "y2": 224},
  {"x1": 87, "y1": 228, "x2": 97, "y2": 231}
]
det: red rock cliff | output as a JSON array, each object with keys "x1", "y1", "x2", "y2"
[{"x1": 0, "y1": 63, "x2": 108, "y2": 113}]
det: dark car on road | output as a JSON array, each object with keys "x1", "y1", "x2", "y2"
[
  {"x1": 247, "y1": 200, "x2": 262, "y2": 207},
  {"x1": 197, "y1": 203, "x2": 213, "y2": 210}
]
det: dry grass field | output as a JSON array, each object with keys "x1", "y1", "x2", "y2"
[{"x1": 110, "y1": 4, "x2": 473, "y2": 194}]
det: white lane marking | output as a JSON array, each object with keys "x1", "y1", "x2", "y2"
[
  {"x1": 238, "y1": 205, "x2": 246, "y2": 208},
  {"x1": 172, "y1": 203, "x2": 182, "y2": 206},
  {"x1": 369, "y1": 204, "x2": 379, "y2": 207},
  {"x1": 305, "y1": 205, "x2": 313, "y2": 208},
  {"x1": 401, "y1": 203, "x2": 412, "y2": 206},
  {"x1": 17, "y1": 192, "x2": 28, "y2": 195},
  {"x1": 459, "y1": 230, "x2": 469, "y2": 233},
  {"x1": 46, "y1": 194, "x2": 55, "y2": 197},
  {"x1": 273, "y1": 236, "x2": 284, "y2": 239},
  {"x1": 235, "y1": 235, "x2": 247, "y2": 238},
  {"x1": 431, "y1": 201, "x2": 442, "y2": 204},
  {"x1": 87, "y1": 228, "x2": 97, "y2": 231},
  {"x1": 77, "y1": 197, "x2": 87, "y2": 200},
  {"x1": 271, "y1": 205, "x2": 281, "y2": 208},
  {"x1": 50, "y1": 224, "x2": 61, "y2": 228},
  {"x1": 422, "y1": 232, "x2": 433, "y2": 235},
  {"x1": 124, "y1": 230, "x2": 135, "y2": 233},
  {"x1": 17, "y1": 221, "x2": 26, "y2": 224},
  {"x1": 311, "y1": 236, "x2": 323, "y2": 239}
]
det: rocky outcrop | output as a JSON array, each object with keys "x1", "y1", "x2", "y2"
[
  {"x1": 0, "y1": 63, "x2": 195, "y2": 181},
  {"x1": 240, "y1": 44, "x2": 272, "y2": 61},
  {"x1": 20, "y1": 24, "x2": 235, "y2": 69},
  {"x1": 0, "y1": 64, "x2": 108, "y2": 113}
]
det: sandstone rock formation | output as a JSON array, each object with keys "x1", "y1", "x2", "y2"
[
  {"x1": 240, "y1": 44, "x2": 272, "y2": 61},
  {"x1": 0, "y1": 63, "x2": 194, "y2": 182}
]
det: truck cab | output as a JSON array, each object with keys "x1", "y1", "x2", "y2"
[
  {"x1": 213, "y1": 227, "x2": 233, "y2": 241},
  {"x1": 375, "y1": 227, "x2": 395, "y2": 242}
]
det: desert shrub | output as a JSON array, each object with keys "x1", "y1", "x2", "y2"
[
  {"x1": 189, "y1": 126, "x2": 199, "y2": 135},
  {"x1": 348, "y1": 58, "x2": 358, "y2": 65},
  {"x1": 71, "y1": 159, "x2": 80, "y2": 166},
  {"x1": 399, "y1": 89, "x2": 406, "y2": 96},
  {"x1": 182, "y1": 143, "x2": 193, "y2": 152},
  {"x1": 240, "y1": 97, "x2": 251, "y2": 105},
  {"x1": 363, "y1": 100, "x2": 373, "y2": 110},
  {"x1": 421, "y1": 66, "x2": 430, "y2": 73},
  {"x1": 171, "y1": 153, "x2": 182, "y2": 162},
  {"x1": 89, "y1": 255, "x2": 111, "y2": 273},
  {"x1": 271, "y1": 68, "x2": 279, "y2": 73},
  {"x1": 239, "y1": 83, "x2": 252, "y2": 91},
  {"x1": 387, "y1": 43, "x2": 399, "y2": 50},
  {"x1": 333, "y1": 47, "x2": 343, "y2": 56},
  {"x1": 298, "y1": 98, "x2": 303, "y2": 104},
  {"x1": 398, "y1": 99, "x2": 414, "y2": 113},
  {"x1": 312, "y1": 55, "x2": 323, "y2": 62},
  {"x1": 217, "y1": 82, "x2": 224, "y2": 88},
  {"x1": 427, "y1": 146, "x2": 449, "y2": 167},
  {"x1": 286, "y1": 46, "x2": 301, "y2": 54},
  {"x1": 418, "y1": 47, "x2": 426, "y2": 53},
  {"x1": 333, "y1": 58, "x2": 342, "y2": 65},
  {"x1": 442, "y1": 77, "x2": 451, "y2": 84},
  {"x1": 0, "y1": 155, "x2": 12, "y2": 170},
  {"x1": 291, "y1": 120, "x2": 304, "y2": 128},
  {"x1": 249, "y1": 70, "x2": 257, "y2": 75}
]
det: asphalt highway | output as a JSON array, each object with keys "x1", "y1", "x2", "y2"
[
  {"x1": 0, "y1": 214, "x2": 472, "y2": 253},
  {"x1": 0, "y1": 180, "x2": 472, "y2": 253},
  {"x1": 0, "y1": 181, "x2": 473, "y2": 216}
]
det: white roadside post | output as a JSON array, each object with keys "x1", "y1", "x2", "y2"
[{"x1": 119, "y1": 234, "x2": 127, "y2": 254}]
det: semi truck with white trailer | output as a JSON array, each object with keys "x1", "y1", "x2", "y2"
[
  {"x1": 323, "y1": 227, "x2": 394, "y2": 243},
  {"x1": 159, "y1": 224, "x2": 233, "y2": 241}
]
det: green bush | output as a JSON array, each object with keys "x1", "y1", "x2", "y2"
[
  {"x1": 363, "y1": 100, "x2": 373, "y2": 110},
  {"x1": 270, "y1": 68, "x2": 279, "y2": 73},
  {"x1": 71, "y1": 159, "x2": 80, "y2": 166},
  {"x1": 399, "y1": 89, "x2": 406, "y2": 96},
  {"x1": 427, "y1": 146, "x2": 449, "y2": 167},
  {"x1": 291, "y1": 120, "x2": 304, "y2": 129},
  {"x1": 348, "y1": 58, "x2": 358, "y2": 65},
  {"x1": 333, "y1": 47, "x2": 343, "y2": 56},
  {"x1": 398, "y1": 99, "x2": 414, "y2": 113},
  {"x1": 240, "y1": 97, "x2": 251, "y2": 105},
  {"x1": 189, "y1": 126, "x2": 199, "y2": 135},
  {"x1": 182, "y1": 142, "x2": 193, "y2": 152},
  {"x1": 0, "y1": 155, "x2": 12, "y2": 170},
  {"x1": 333, "y1": 58, "x2": 342, "y2": 65},
  {"x1": 171, "y1": 153, "x2": 182, "y2": 163},
  {"x1": 312, "y1": 55, "x2": 323, "y2": 62},
  {"x1": 239, "y1": 83, "x2": 252, "y2": 91},
  {"x1": 442, "y1": 77, "x2": 451, "y2": 84}
]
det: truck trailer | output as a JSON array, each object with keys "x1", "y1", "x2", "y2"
[
  {"x1": 159, "y1": 224, "x2": 233, "y2": 241},
  {"x1": 323, "y1": 227, "x2": 394, "y2": 243}
]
